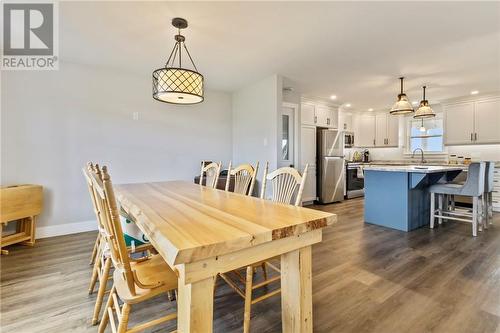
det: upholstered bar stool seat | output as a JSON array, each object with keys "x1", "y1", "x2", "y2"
[{"x1": 429, "y1": 162, "x2": 485, "y2": 236}]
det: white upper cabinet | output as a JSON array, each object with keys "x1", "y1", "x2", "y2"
[
  {"x1": 301, "y1": 102, "x2": 338, "y2": 128},
  {"x1": 301, "y1": 103, "x2": 316, "y2": 126},
  {"x1": 354, "y1": 113, "x2": 398, "y2": 147},
  {"x1": 339, "y1": 112, "x2": 353, "y2": 131},
  {"x1": 375, "y1": 114, "x2": 387, "y2": 146},
  {"x1": 474, "y1": 98, "x2": 500, "y2": 144},
  {"x1": 316, "y1": 106, "x2": 335, "y2": 128},
  {"x1": 444, "y1": 97, "x2": 500, "y2": 145},
  {"x1": 444, "y1": 102, "x2": 475, "y2": 145},
  {"x1": 354, "y1": 115, "x2": 376, "y2": 147},
  {"x1": 386, "y1": 115, "x2": 399, "y2": 147}
]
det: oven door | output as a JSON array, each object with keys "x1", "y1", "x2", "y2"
[{"x1": 346, "y1": 166, "x2": 364, "y2": 198}]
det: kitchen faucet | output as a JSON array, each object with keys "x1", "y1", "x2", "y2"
[{"x1": 412, "y1": 148, "x2": 426, "y2": 164}]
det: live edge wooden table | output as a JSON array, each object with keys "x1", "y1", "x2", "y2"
[{"x1": 115, "y1": 180, "x2": 335, "y2": 333}]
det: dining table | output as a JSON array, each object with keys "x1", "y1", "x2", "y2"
[{"x1": 114, "y1": 180, "x2": 336, "y2": 333}]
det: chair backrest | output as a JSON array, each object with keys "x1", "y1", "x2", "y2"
[
  {"x1": 199, "y1": 161, "x2": 222, "y2": 189},
  {"x1": 260, "y1": 163, "x2": 309, "y2": 206},
  {"x1": 88, "y1": 164, "x2": 136, "y2": 296},
  {"x1": 463, "y1": 162, "x2": 486, "y2": 197},
  {"x1": 224, "y1": 161, "x2": 259, "y2": 196},
  {"x1": 484, "y1": 161, "x2": 495, "y2": 192},
  {"x1": 82, "y1": 163, "x2": 106, "y2": 232}
]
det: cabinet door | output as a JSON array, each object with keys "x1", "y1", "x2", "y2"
[
  {"x1": 301, "y1": 103, "x2": 316, "y2": 126},
  {"x1": 330, "y1": 109, "x2": 339, "y2": 129},
  {"x1": 315, "y1": 106, "x2": 330, "y2": 127},
  {"x1": 354, "y1": 115, "x2": 375, "y2": 147},
  {"x1": 386, "y1": 115, "x2": 399, "y2": 147},
  {"x1": 444, "y1": 102, "x2": 474, "y2": 145},
  {"x1": 300, "y1": 125, "x2": 316, "y2": 165},
  {"x1": 301, "y1": 164, "x2": 317, "y2": 203},
  {"x1": 474, "y1": 98, "x2": 500, "y2": 144},
  {"x1": 375, "y1": 114, "x2": 387, "y2": 146},
  {"x1": 343, "y1": 113, "x2": 353, "y2": 131}
]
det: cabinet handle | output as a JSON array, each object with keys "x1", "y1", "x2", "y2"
[
  {"x1": 314, "y1": 116, "x2": 317, "y2": 124},
  {"x1": 327, "y1": 118, "x2": 330, "y2": 125},
  {"x1": 474, "y1": 133, "x2": 477, "y2": 141},
  {"x1": 373, "y1": 139, "x2": 376, "y2": 146},
  {"x1": 471, "y1": 133, "x2": 473, "y2": 141}
]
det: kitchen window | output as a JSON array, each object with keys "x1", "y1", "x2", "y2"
[{"x1": 408, "y1": 117, "x2": 444, "y2": 153}]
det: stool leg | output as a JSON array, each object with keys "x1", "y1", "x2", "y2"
[
  {"x1": 488, "y1": 192, "x2": 493, "y2": 222},
  {"x1": 451, "y1": 195, "x2": 455, "y2": 211},
  {"x1": 472, "y1": 196, "x2": 478, "y2": 237},
  {"x1": 483, "y1": 194, "x2": 488, "y2": 230},
  {"x1": 430, "y1": 192, "x2": 435, "y2": 229},
  {"x1": 438, "y1": 194, "x2": 443, "y2": 225}
]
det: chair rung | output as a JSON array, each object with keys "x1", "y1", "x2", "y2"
[
  {"x1": 219, "y1": 273, "x2": 245, "y2": 299},
  {"x1": 128, "y1": 312, "x2": 177, "y2": 333},
  {"x1": 251, "y1": 288, "x2": 281, "y2": 304},
  {"x1": 252, "y1": 275, "x2": 280, "y2": 290},
  {"x1": 265, "y1": 261, "x2": 281, "y2": 273},
  {"x1": 108, "y1": 307, "x2": 117, "y2": 333},
  {"x1": 433, "y1": 214, "x2": 472, "y2": 223}
]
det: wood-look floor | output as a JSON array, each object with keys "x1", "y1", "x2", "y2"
[{"x1": 1, "y1": 198, "x2": 499, "y2": 333}]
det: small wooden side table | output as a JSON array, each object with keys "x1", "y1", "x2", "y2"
[{"x1": 0, "y1": 184, "x2": 43, "y2": 254}]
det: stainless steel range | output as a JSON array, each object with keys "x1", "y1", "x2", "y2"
[{"x1": 346, "y1": 162, "x2": 365, "y2": 198}]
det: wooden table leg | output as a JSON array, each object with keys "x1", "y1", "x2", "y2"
[
  {"x1": 177, "y1": 274, "x2": 215, "y2": 333},
  {"x1": 281, "y1": 245, "x2": 313, "y2": 333}
]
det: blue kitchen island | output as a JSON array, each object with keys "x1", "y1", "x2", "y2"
[{"x1": 363, "y1": 165, "x2": 464, "y2": 231}]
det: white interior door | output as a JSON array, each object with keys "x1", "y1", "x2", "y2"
[{"x1": 279, "y1": 106, "x2": 296, "y2": 168}]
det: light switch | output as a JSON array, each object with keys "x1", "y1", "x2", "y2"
[
  {"x1": 133, "y1": 112, "x2": 139, "y2": 121},
  {"x1": 263, "y1": 138, "x2": 268, "y2": 147}
]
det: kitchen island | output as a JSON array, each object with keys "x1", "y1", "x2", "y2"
[{"x1": 363, "y1": 165, "x2": 464, "y2": 231}]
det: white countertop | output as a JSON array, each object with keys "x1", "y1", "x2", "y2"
[{"x1": 363, "y1": 165, "x2": 466, "y2": 173}]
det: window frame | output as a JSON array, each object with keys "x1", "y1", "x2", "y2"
[{"x1": 405, "y1": 115, "x2": 445, "y2": 155}]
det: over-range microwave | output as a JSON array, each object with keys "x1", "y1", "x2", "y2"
[{"x1": 344, "y1": 131, "x2": 354, "y2": 148}]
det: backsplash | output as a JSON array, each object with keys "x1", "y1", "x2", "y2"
[{"x1": 346, "y1": 144, "x2": 500, "y2": 162}]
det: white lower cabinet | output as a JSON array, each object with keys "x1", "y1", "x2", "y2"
[
  {"x1": 302, "y1": 164, "x2": 317, "y2": 203},
  {"x1": 300, "y1": 125, "x2": 317, "y2": 203}
]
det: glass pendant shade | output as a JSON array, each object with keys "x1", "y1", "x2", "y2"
[
  {"x1": 390, "y1": 77, "x2": 414, "y2": 115},
  {"x1": 152, "y1": 18, "x2": 204, "y2": 105},
  {"x1": 414, "y1": 86, "x2": 435, "y2": 119}
]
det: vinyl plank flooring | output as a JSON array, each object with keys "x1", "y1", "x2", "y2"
[{"x1": 1, "y1": 198, "x2": 499, "y2": 332}]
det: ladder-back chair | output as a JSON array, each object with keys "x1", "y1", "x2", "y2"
[
  {"x1": 224, "y1": 162, "x2": 259, "y2": 196},
  {"x1": 199, "y1": 161, "x2": 222, "y2": 189},
  {"x1": 89, "y1": 165, "x2": 178, "y2": 333},
  {"x1": 220, "y1": 162, "x2": 309, "y2": 333}
]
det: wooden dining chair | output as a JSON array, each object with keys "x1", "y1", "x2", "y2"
[
  {"x1": 84, "y1": 163, "x2": 155, "y2": 326},
  {"x1": 89, "y1": 165, "x2": 178, "y2": 333},
  {"x1": 220, "y1": 162, "x2": 309, "y2": 333},
  {"x1": 199, "y1": 161, "x2": 222, "y2": 189},
  {"x1": 224, "y1": 162, "x2": 259, "y2": 196}
]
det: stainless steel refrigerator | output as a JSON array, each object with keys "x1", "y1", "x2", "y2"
[{"x1": 317, "y1": 129, "x2": 345, "y2": 204}]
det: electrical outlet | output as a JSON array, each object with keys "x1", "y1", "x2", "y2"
[
  {"x1": 263, "y1": 138, "x2": 268, "y2": 147},
  {"x1": 132, "y1": 112, "x2": 139, "y2": 121}
]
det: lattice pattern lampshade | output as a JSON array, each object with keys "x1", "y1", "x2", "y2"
[{"x1": 153, "y1": 68, "x2": 204, "y2": 104}]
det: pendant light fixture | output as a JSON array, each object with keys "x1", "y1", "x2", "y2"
[
  {"x1": 414, "y1": 86, "x2": 435, "y2": 119},
  {"x1": 152, "y1": 18, "x2": 204, "y2": 104},
  {"x1": 390, "y1": 77, "x2": 414, "y2": 115},
  {"x1": 419, "y1": 118, "x2": 426, "y2": 133}
]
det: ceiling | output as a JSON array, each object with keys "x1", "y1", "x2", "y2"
[{"x1": 61, "y1": 1, "x2": 500, "y2": 111}]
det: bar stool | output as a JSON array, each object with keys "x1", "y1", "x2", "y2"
[
  {"x1": 429, "y1": 162, "x2": 485, "y2": 236},
  {"x1": 482, "y1": 161, "x2": 495, "y2": 228}
]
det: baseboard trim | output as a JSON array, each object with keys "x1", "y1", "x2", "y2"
[{"x1": 36, "y1": 220, "x2": 97, "y2": 239}]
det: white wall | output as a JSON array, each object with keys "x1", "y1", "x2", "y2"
[
  {"x1": 1, "y1": 62, "x2": 233, "y2": 234},
  {"x1": 232, "y1": 74, "x2": 280, "y2": 171}
]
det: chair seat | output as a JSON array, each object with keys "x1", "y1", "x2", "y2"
[
  {"x1": 114, "y1": 254, "x2": 178, "y2": 304},
  {"x1": 429, "y1": 183, "x2": 466, "y2": 196}
]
